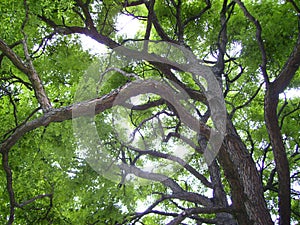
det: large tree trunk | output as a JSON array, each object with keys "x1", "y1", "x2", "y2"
[{"x1": 218, "y1": 119, "x2": 273, "y2": 225}]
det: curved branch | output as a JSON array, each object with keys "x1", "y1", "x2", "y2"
[{"x1": 0, "y1": 83, "x2": 125, "y2": 153}]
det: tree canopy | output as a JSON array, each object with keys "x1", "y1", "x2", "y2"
[{"x1": 0, "y1": 0, "x2": 299, "y2": 224}]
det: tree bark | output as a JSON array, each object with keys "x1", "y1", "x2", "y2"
[
  {"x1": 265, "y1": 88, "x2": 291, "y2": 225},
  {"x1": 218, "y1": 119, "x2": 274, "y2": 225}
]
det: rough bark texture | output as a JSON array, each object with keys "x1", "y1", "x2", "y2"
[{"x1": 218, "y1": 120, "x2": 274, "y2": 225}]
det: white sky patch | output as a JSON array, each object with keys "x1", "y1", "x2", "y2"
[
  {"x1": 80, "y1": 14, "x2": 142, "y2": 54},
  {"x1": 80, "y1": 35, "x2": 108, "y2": 55},
  {"x1": 116, "y1": 14, "x2": 142, "y2": 38},
  {"x1": 280, "y1": 88, "x2": 299, "y2": 99}
]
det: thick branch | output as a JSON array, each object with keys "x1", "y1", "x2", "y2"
[
  {"x1": 0, "y1": 39, "x2": 29, "y2": 74},
  {"x1": 262, "y1": 13, "x2": 300, "y2": 225},
  {"x1": 0, "y1": 84, "x2": 124, "y2": 153},
  {"x1": 0, "y1": 38, "x2": 51, "y2": 112},
  {"x1": 0, "y1": 40, "x2": 22, "y2": 65},
  {"x1": 75, "y1": 0, "x2": 97, "y2": 30}
]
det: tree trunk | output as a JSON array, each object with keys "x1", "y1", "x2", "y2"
[
  {"x1": 265, "y1": 88, "x2": 291, "y2": 225},
  {"x1": 218, "y1": 119, "x2": 273, "y2": 225}
]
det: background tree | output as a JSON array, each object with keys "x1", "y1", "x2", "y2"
[{"x1": 0, "y1": 0, "x2": 299, "y2": 224}]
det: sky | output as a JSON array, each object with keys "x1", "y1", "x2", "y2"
[{"x1": 80, "y1": 14, "x2": 142, "y2": 55}]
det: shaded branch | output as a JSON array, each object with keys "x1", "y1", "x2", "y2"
[
  {"x1": 164, "y1": 132, "x2": 203, "y2": 153},
  {"x1": 22, "y1": 0, "x2": 51, "y2": 112},
  {"x1": 2, "y1": 107, "x2": 40, "y2": 140},
  {"x1": 75, "y1": 0, "x2": 96, "y2": 30},
  {"x1": 0, "y1": 39, "x2": 30, "y2": 74},
  {"x1": 131, "y1": 98, "x2": 165, "y2": 110},
  {"x1": 38, "y1": 15, "x2": 119, "y2": 48}
]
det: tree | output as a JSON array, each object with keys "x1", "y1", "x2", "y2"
[{"x1": 0, "y1": 0, "x2": 299, "y2": 224}]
